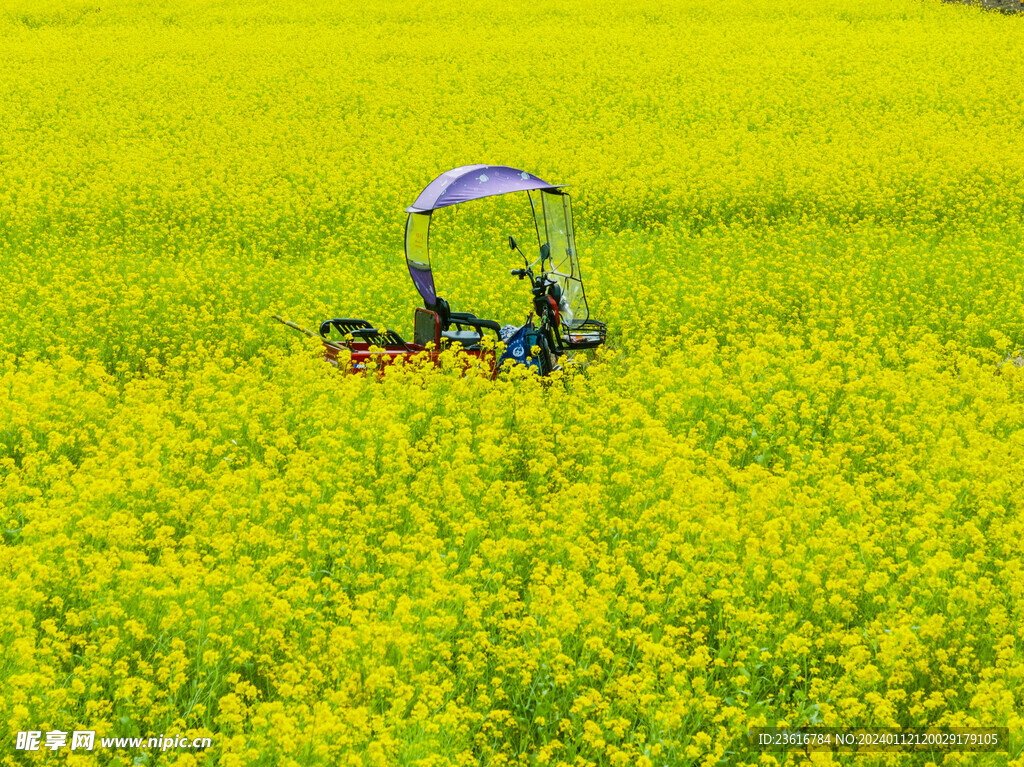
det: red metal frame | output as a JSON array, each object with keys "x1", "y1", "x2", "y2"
[{"x1": 321, "y1": 309, "x2": 499, "y2": 377}]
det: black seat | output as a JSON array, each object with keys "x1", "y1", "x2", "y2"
[
  {"x1": 432, "y1": 297, "x2": 501, "y2": 338},
  {"x1": 441, "y1": 329, "x2": 482, "y2": 348}
]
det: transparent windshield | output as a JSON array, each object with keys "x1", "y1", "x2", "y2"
[{"x1": 538, "y1": 190, "x2": 589, "y2": 327}]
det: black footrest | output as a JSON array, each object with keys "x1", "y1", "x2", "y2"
[
  {"x1": 346, "y1": 327, "x2": 411, "y2": 350},
  {"x1": 320, "y1": 318, "x2": 374, "y2": 338}
]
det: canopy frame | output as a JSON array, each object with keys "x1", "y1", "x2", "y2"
[
  {"x1": 404, "y1": 165, "x2": 562, "y2": 309},
  {"x1": 403, "y1": 165, "x2": 591, "y2": 326}
]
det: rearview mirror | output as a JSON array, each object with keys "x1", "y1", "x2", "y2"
[
  {"x1": 508, "y1": 235, "x2": 517, "y2": 251},
  {"x1": 540, "y1": 242, "x2": 550, "y2": 262}
]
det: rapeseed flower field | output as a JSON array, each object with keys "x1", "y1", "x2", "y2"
[{"x1": 2, "y1": 0, "x2": 1023, "y2": 764}]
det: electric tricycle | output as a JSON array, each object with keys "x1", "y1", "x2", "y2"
[{"x1": 274, "y1": 164, "x2": 606, "y2": 376}]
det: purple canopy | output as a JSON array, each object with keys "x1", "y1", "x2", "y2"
[
  {"x1": 406, "y1": 165, "x2": 562, "y2": 213},
  {"x1": 404, "y1": 165, "x2": 565, "y2": 309}
]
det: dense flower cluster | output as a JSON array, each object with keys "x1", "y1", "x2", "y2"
[{"x1": 2, "y1": 0, "x2": 1023, "y2": 765}]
